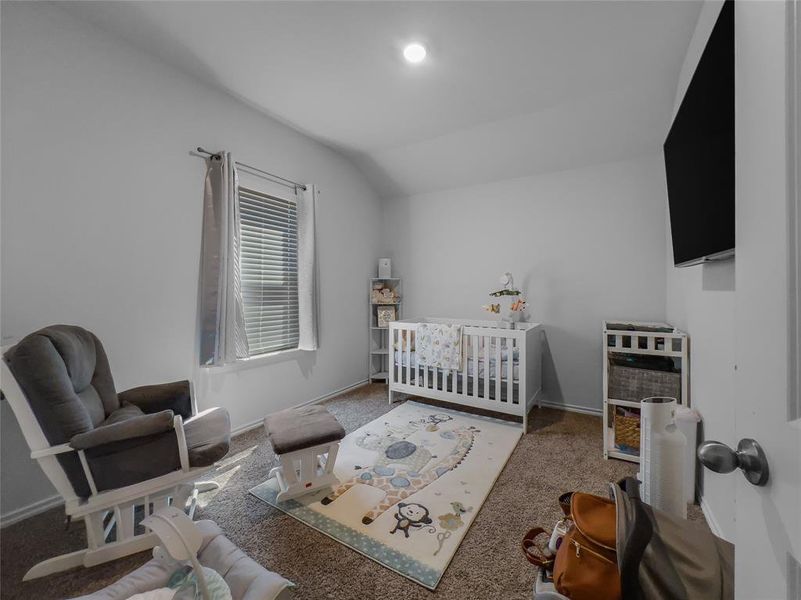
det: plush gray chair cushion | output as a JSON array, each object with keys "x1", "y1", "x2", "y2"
[
  {"x1": 185, "y1": 407, "x2": 231, "y2": 466},
  {"x1": 4, "y1": 325, "x2": 119, "y2": 443},
  {"x1": 119, "y1": 380, "x2": 192, "y2": 420},
  {"x1": 263, "y1": 405, "x2": 345, "y2": 455},
  {"x1": 67, "y1": 520, "x2": 294, "y2": 600},
  {"x1": 70, "y1": 410, "x2": 175, "y2": 450},
  {"x1": 4, "y1": 325, "x2": 231, "y2": 498}
]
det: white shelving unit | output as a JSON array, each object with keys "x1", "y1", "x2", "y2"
[
  {"x1": 368, "y1": 278, "x2": 402, "y2": 382},
  {"x1": 602, "y1": 320, "x2": 689, "y2": 463}
]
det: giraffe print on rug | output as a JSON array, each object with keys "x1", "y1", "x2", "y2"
[{"x1": 321, "y1": 426, "x2": 479, "y2": 525}]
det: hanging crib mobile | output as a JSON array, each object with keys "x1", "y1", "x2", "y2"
[{"x1": 482, "y1": 272, "x2": 527, "y2": 328}]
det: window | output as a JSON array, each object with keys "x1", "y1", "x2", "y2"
[{"x1": 238, "y1": 186, "x2": 299, "y2": 356}]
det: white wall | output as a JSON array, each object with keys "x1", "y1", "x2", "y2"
[
  {"x1": 383, "y1": 156, "x2": 668, "y2": 413},
  {"x1": 664, "y1": 0, "x2": 736, "y2": 541},
  {"x1": 0, "y1": 2, "x2": 382, "y2": 521}
]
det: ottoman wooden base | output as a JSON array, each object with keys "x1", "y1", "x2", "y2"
[
  {"x1": 268, "y1": 441, "x2": 340, "y2": 502},
  {"x1": 264, "y1": 406, "x2": 346, "y2": 502}
]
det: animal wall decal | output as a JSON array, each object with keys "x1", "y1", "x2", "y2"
[{"x1": 321, "y1": 426, "x2": 479, "y2": 525}]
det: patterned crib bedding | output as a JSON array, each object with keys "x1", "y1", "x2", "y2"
[{"x1": 393, "y1": 349, "x2": 520, "y2": 381}]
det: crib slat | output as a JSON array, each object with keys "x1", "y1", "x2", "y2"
[
  {"x1": 418, "y1": 349, "x2": 423, "y2": 387},
  {"x1": 405, "y1": 331, "x2": 411, "y2": 385},
  {"x1": 495, "y1": 337, "x2": 502, "y2": 402},
  {"x1": 389, "y1": 328, "x2": 396, "y2": 385},
  {"x1": 424, "y1": 351, "x2": 429, "y2": 389},
  {"x1": 483, "y1": 336, "x2": 491, "y2": 400},
  {"x1": 399, "y1": 328, "x2": 404, "y2": 384},
  {"x1": 472, "y1": 334, "x2": 479, "y2": 398},
  {"x1": 460, "y1": 336, "x2": 466, "y2": 395},
  {"x1": 507, "y1": 337, "x2": 514, "y2": 404},
  {"x1": 398, "y1": 330, "x2": 403, "y2": 384},
  {"x1": 390, "y1": 328, "x2": 394, "y2": 384}
]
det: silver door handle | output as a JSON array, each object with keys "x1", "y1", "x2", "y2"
[{"x1": 698, "y1": 438, "x2": 769, "y2": 486}]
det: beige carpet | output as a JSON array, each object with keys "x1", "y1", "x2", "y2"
[{"x1": 0, "y1": 384, "x2": 706, "y2": 599}]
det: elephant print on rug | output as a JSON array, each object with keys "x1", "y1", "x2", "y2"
[
  {"x1": 321, "y1": 426, "x2": 479, "y2": 525},
  {"x1": 354, "y1": 430, "x2": 435, "y2": 474}
]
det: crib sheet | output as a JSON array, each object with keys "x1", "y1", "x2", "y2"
[{"x1": 393, "y1": 349, "x2": 520, "y2": 381}]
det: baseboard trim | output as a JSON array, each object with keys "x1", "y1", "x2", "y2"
[
  {"x1": 538, "y1": 399, "x2": 603, "y2": 416},
  {"x1": 1, "y1": 379, "x2": 369, "y2": 528},
  {"x1": 699, "y1": 495, "x2": 729, "y2": 541},
  {"x1": 231, "y1": 379, "x2": 369, "y2": 436},
  {"x1": 1, "y1": 493, "x2": 63, "y2": 528}
]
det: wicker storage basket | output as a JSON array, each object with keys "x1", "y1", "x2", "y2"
[
  {"x1": 608, "y1": 363, "x2": 681, "y2": 403},
  {"x1": 614, "y1": 408, "x2": 641, "y2": 453}
]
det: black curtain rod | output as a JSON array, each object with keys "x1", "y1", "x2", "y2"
[{"x1": 195, "y1": 147, "x2": 307, "y2": 191}]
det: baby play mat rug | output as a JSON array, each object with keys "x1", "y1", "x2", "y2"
[{"x1": 249, "y1": 400, "x2": 522, "y2": 589}]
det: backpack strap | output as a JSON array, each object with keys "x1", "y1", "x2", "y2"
[{"x1": 611, "y1": 478, "x2": 653, "y2": 600}]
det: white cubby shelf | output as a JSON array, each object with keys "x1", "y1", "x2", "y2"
[
  {"x1": 602, "y1": 320, "x2": 689, "y2": 464},
  {"x1": 368, "y1": 277, "x2": 402, "y2": 382}
]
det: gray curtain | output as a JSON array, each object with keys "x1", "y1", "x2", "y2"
[
  {"x1": 297, "y1": 184, "x2": 319, "y2": 351},
  {"x1": 197, "y1": 152, "x2": 249, "y2": 365}
]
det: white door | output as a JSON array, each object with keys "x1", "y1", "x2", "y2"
[{"x1": 733, "y1": 1, "x2": 800, "y2": 599}]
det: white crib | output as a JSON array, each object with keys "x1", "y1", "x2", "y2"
[{"x1": 388, "y1": 318, "x2": 543, "y2": 430}]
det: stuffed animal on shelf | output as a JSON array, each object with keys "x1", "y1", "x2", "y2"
[{"x1": 371, "y1": 287, "x2": 400, "y2": 304}]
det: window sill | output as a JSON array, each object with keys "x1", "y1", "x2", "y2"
[{"x1": 211, "y1": 348, "x2": 310, "y2": 373}]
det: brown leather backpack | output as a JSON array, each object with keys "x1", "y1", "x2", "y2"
[{"x1": 553, "y1": 492, "x2": 621, "y2": 600}]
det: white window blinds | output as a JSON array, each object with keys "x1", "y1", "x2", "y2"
[{"x1": 238, "y1": 186, "x2": 299, "y2": 356}]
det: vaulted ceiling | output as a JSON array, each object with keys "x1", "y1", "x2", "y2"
[{"x1": 61, "y1": 1, "x2": 702, "y2": 198}]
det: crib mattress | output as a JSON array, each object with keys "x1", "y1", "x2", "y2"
[{"x1": 393, "y1": 350, "x2": 520, "y2": 381}]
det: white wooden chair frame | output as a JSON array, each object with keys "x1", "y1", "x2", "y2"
[
  {"x1": 0, "y1": 356, "x2": 220, "y2": 581},
  {"x1": 268, "y1": 440, "x2": 340, "y2": 502}
]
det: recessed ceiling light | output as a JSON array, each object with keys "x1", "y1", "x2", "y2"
[{"x1": 403, "y1": 43, "x2": 427, "y2": 64}]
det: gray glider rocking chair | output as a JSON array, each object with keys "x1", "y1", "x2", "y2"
[{"x1": 1, "y1": 325, "x2": 232, "y2": 581}]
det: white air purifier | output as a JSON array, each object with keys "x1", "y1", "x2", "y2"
[{"x1": 640, "y1": 397, "x2": 687, "y2": 519}]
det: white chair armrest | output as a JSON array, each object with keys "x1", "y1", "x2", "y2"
[
  {"x1": 30, "y1": 443, "x2": 75, "y2": 459},
  {"x1": 174, "y1": 415, "x2": 190, "y2": 471}
]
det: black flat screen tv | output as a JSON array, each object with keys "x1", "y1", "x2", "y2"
[{"x1": 664, "y1": 0, "x2": 734, "y2": 267}]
